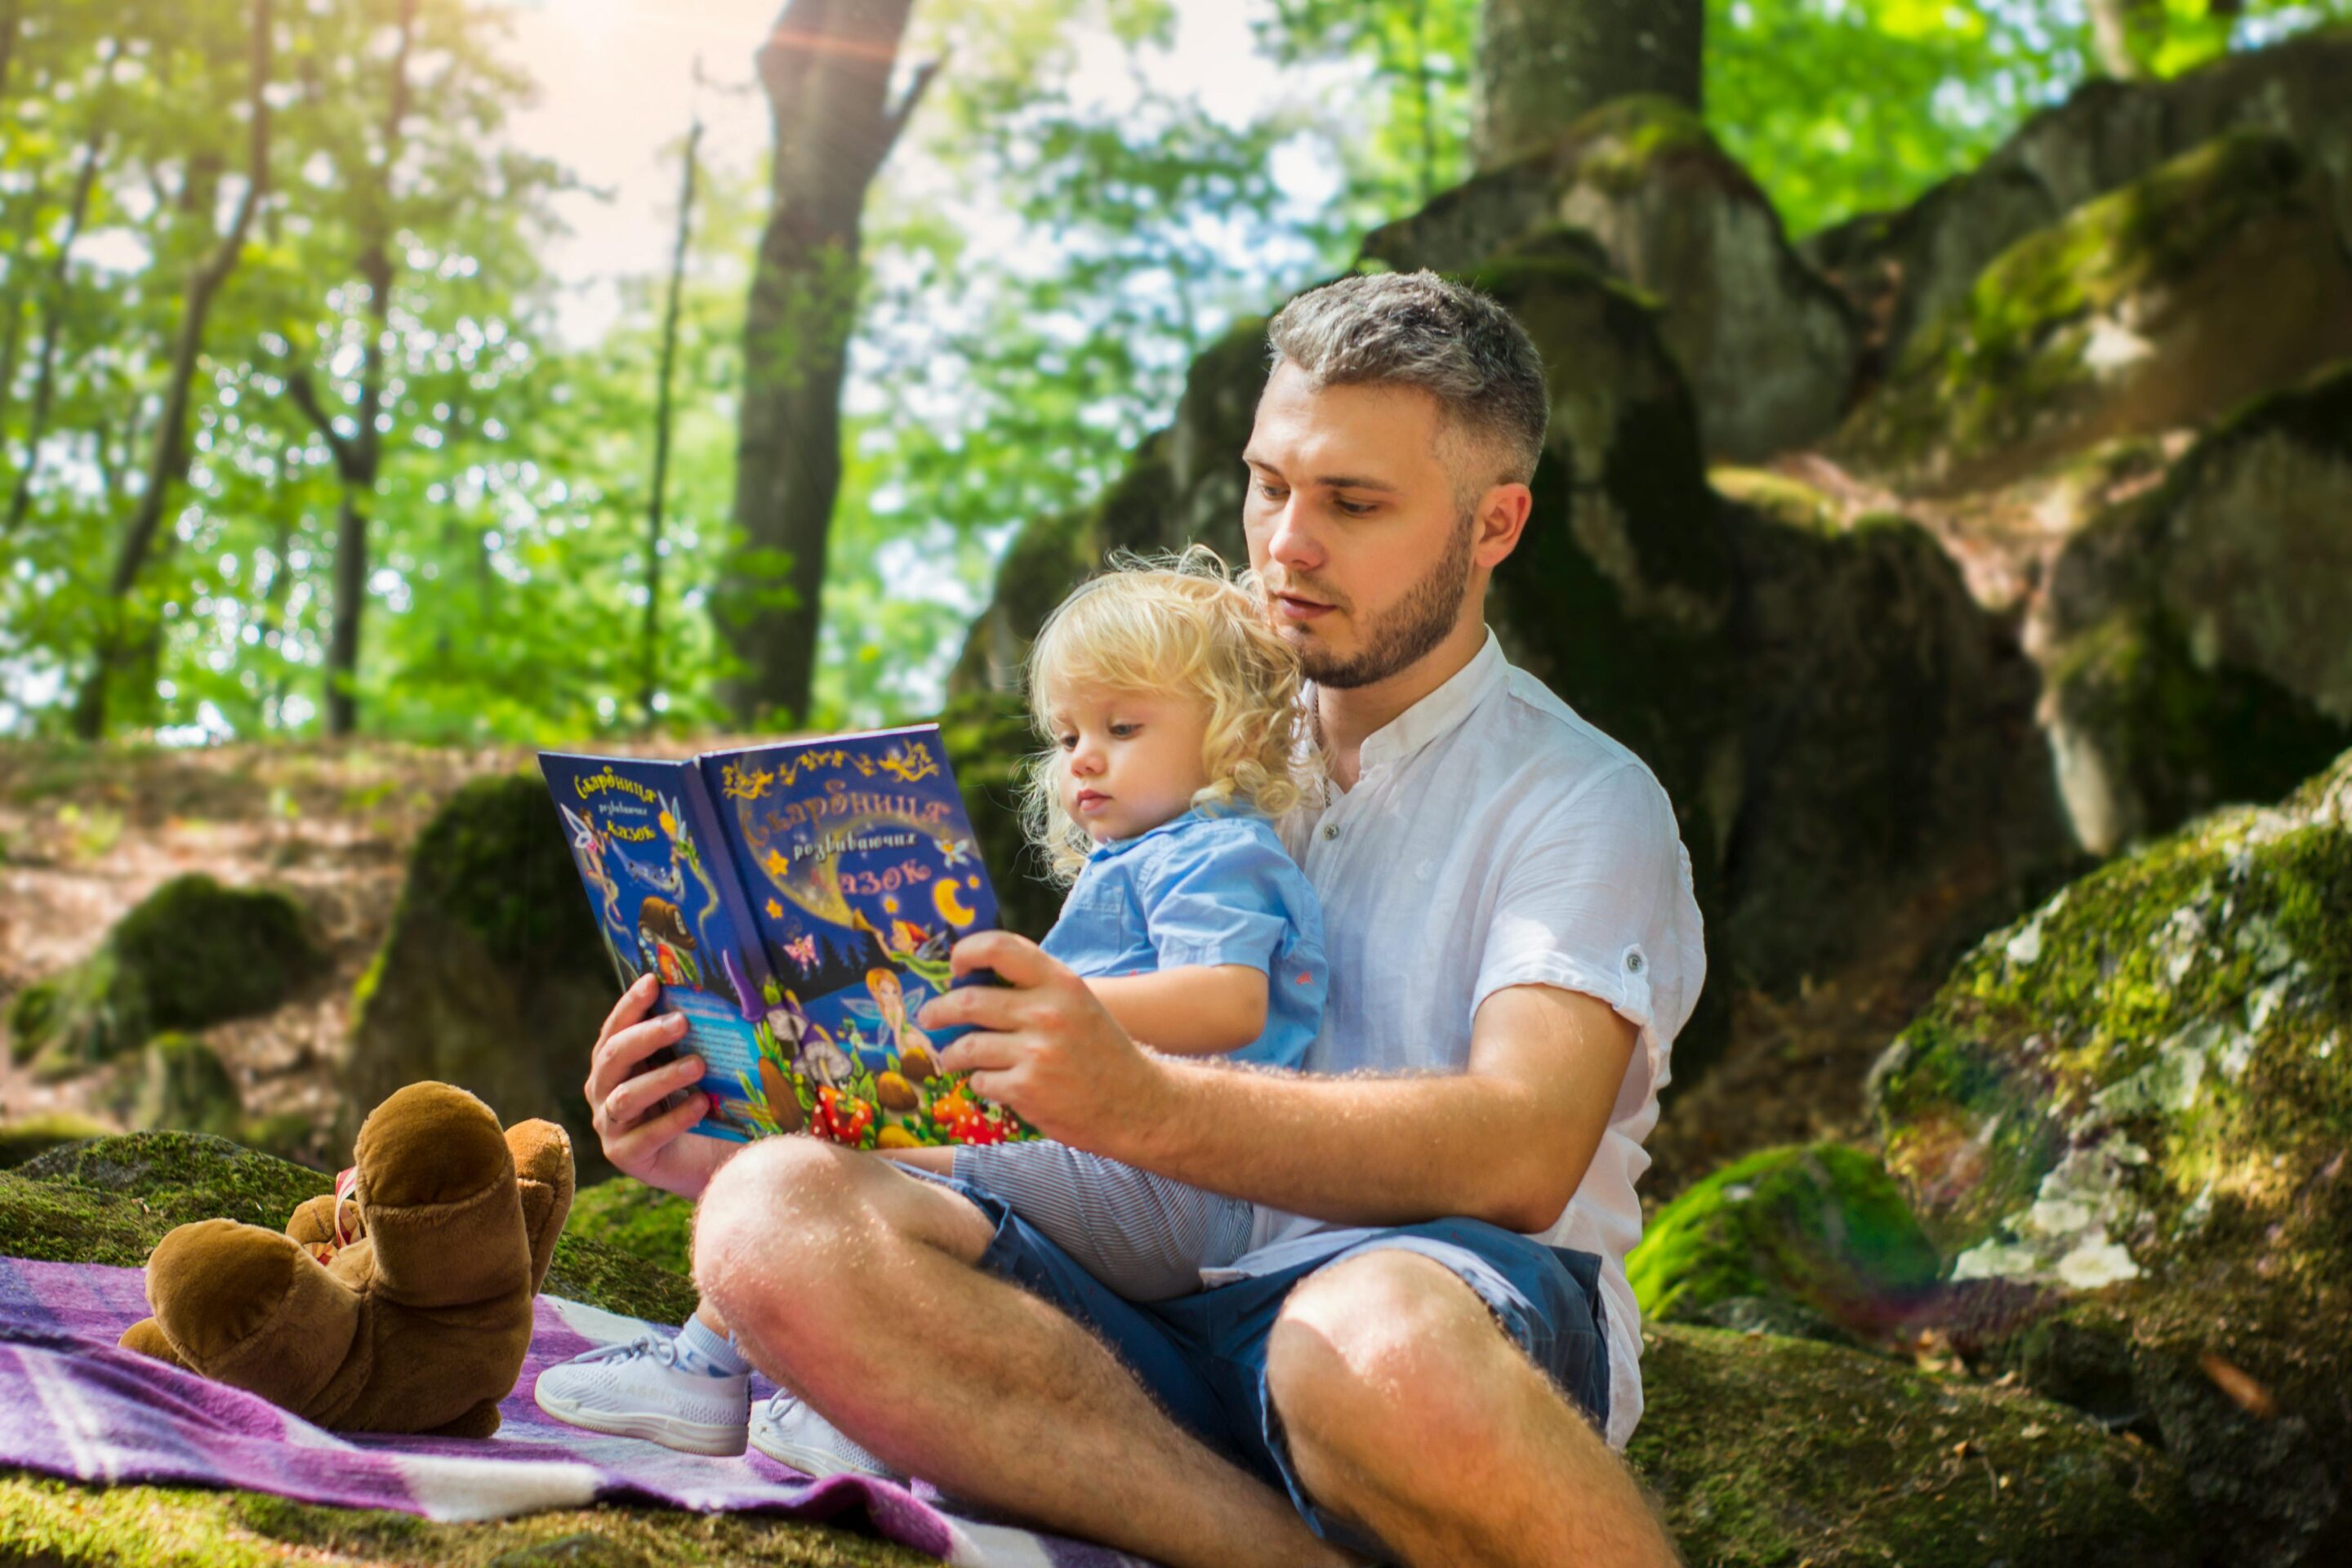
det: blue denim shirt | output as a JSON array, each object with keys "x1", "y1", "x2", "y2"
[{"x1": 1040, "y1": 808, "x2": 1326, "y2": 1070}]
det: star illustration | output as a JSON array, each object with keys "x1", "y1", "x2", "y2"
[{"x1": 765, "y1": 898, "x2": 783, "y2": 920}]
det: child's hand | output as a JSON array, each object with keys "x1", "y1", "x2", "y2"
[{"x1": 917, "y1": 932, "x2": 1170, "y2": 1149}]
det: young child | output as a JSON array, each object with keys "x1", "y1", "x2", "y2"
[{"x1": 535, "y1": 551, "x2": 1326, "y2": 1472}]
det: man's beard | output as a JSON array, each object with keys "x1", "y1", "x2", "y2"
[{"x1": 1286, "y1": 510, "x2": 1477, "y2": 690}]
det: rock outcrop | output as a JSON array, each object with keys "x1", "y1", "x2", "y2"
[
  {"x1": 1835, "y1": 132, "x2": 2352, "y2": 496},
  {"x1": 1367, "y1": 97, "x2": 1860, "y2": 463},
  {"x1": 1872, "y1": 746, "x2": 2352, "y2": 1566},
  {"x1": 1803, "y1": 29, "x2": 2352, "y2": 374},
  {"x1": 341, "y1": 776, "x2": 618, "y2": 1180},
  {"x1": 2035, "y1": 363, "x2": 2352, "y2": 854},
  {"x1": 3, "y1": 874, "x2": 322, "y2": 1080}
]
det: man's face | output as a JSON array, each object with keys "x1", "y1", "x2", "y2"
[{"x1": 1241, "y1": 362, "x2": 1491, "y2": 690}]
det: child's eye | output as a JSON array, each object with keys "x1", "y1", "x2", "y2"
[
  {"x1": 1109, "y1": 722, "x2": 1139, "y2": 739},
  {"x1": 1055, "y1": 733, "x2": 1077, "y2": 751}
]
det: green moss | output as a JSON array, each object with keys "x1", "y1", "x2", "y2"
[
  {"x1": 1564, "y1": 94, "x2": 1724, "y2": 196},
  {"x1": 1708, "y1": 467, "x2": 1841, "y2": 533},
  {"x1": 566, "y1": 1178, "x2": 697, "y2": 1280},
  {"x1": 9, "y1": 875, "x2": 321, "y2": 1075},
  {"x1": 0, "y1": 1114, "x2": 109, "y2": 1169},
  {"x1": 1628, "y1": 1143, "x2": 1943, "y2": 1337},
  {"x1": 0, "y1": 1473, "x2": 932, "y2": 1567},
  {"x1": 1628, "y1": 1325, "x2": 2191, "y2": 1567},
  {"x1": 542, "y1": 1230, "x2": 700, "y2": 1325},
  {"x1": 1875, "y1": 749, "x2": 2352, "y2": 1564}
]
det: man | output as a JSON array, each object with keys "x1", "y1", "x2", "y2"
[{"x1": 586, "y1": 271, "x2": 1701, "y2": 1567}]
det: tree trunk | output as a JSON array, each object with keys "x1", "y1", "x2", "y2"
[
  {"x1": 295, "y1": 0, "x2": 415, "y2": 738},
  {"x1": 8, "y1": 57, "x2": 114, "y2": 535},
  {"x1": 1472, "y1": 0, "x2": 1703, "y2": 170},
  {"x1": 73, "y1": 0, "x2": 272, "y2": 741},
  {"x1": 643, "y1": 106, "x2": 703, "y2": 729},
  {"x1": 717, "y1": 0, "x2": 938, "y2": 727}
]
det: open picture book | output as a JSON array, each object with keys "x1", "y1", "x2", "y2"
[{"x1": 538, "y1": 724, "x2": 1032, "y2": 1148}]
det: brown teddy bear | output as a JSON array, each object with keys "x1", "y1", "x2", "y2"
[{"x1": 118, "y1": 1080, "x2": 574, "y2": 1437}]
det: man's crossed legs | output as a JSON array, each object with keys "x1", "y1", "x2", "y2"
[{"x1": 693, "y1": 1138, "x2": 1679, "y2": 1568}]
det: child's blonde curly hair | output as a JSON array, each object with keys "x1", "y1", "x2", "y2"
[{"x1": 1020, "y1": 547, "x2": 1319, "y2": 884}]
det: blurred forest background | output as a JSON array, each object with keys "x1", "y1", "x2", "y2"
[
  {"x1": 8, "y1": 2, "x2": 2352, "y2": 1566},
  {"x1": 3, "y1": 0, "x2": 2336, "y2": 742}
]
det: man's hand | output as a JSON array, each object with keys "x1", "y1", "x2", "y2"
[
  {"x1": 918, "y1": 931, "x2": 1169, "y2": 1149},
  {"x1": 585, "y1": 974, "x2": 735, "y2": 1200}
]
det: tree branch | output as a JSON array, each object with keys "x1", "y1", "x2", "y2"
[
  {"x1": 285, "y1": 369, "x2": 355, "y2": 475},
  {"x1": 880, "y1": 54, "x2": 944, "y2": 157}
]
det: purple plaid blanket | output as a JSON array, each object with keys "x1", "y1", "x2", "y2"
[{"x1": 0, "y1": 1256, "x2": 1148, "y2": 1567}]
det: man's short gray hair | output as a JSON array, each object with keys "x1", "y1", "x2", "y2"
[{"x1": 1265, "y1": 270, "x2": 1549, "y2": 492}]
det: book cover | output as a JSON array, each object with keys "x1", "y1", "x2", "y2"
[
  {"x1": 538, "y1": 725, "x2": 1030, "y2": 1151},
  {"x1": 537, "y1": 751, "x2": 782, "y2": 1143},
  {"x1": 699, "y1": 724, "x2": 1026, "y2": 1149}
]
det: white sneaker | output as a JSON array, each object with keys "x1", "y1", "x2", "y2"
[
  {"x1": 748, "y1": 1388, "x2": 898, "y2": 1480},
  {"x1": 533, "y1": 1334, "x2": 750, "y2": 1456}
]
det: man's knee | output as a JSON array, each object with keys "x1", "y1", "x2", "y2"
[
  {"x1": 1265, "y1": 1250, "x2": 1522, "y2": 1470},
  {"x1": 692, "y1": 1136, "x2": 869, "y2": 1342}
]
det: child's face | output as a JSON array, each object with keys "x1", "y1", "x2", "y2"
[{"x1": 1047, "y1": 682, "x2": 1214, "y2": 844}]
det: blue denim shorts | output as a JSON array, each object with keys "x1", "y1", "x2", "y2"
[{"x1": 911, "y1": 1169, "x2": 1609, "y2": 1557}]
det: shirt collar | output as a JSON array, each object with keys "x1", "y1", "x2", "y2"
[
  {"x1": 1086, "y1": 805, "x2": 1214, "y2": 863},
  {"x1": 1343, "y1": 629, "x2": 1508, "y2": 777}
]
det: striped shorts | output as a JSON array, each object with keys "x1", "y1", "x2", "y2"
[{"x1": 951, "y1": 1140, "x2": 1255, "y2": 1302}]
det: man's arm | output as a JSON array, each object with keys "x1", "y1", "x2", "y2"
[{"x1": 924, "y1": 934, "x2": 1636, "y2": 1232}]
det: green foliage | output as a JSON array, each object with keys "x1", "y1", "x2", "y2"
[{"x1": 567, "y1": 1177, "x2": 696, "y2": 1279}]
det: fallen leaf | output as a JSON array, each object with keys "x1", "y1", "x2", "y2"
[{"x1": 2200, "y1": 1352, "x2": 2278, "y2": 1419}]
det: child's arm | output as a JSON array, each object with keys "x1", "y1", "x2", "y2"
[{"x1": 1085, "y1": 965, "x2": 1267, "y2": 1057}]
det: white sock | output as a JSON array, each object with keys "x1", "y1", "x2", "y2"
[{"x1": 673, "y1": 1315, "x2": 753, "y2": 1378}]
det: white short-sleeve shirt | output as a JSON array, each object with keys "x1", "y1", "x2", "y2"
[{"x1": 1215, "y1": 630, "x2": 1705, "y2": 1450}]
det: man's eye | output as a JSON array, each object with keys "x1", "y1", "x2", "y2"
[
  {"x1": 1255, "y1": 482, "x2": 1287, "y2": 502},
  {"x1": 1336, "y1": 499, "x2": 1374, "y2": 517}
]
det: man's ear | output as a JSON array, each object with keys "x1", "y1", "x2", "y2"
[{"x1": 1473, "y1": 483, "x2": 1534, "y2": 568}]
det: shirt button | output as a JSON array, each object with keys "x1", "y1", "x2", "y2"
[
  {"x1": 1321, "y1": 823, "x2": 1339, "y2": 841},
  {"x1": 1625, "y1": 951, "x2": 1646, "y2": 973}
]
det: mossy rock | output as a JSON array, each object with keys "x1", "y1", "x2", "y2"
[
  {"x1": 2038, "y1": 362, "x2": 2352, "y2": 854},
  {"x1": 1872, "y1": 746, "x2": 2352, "y2": 1565},
  {"x1": 343, "y1": 775, "x2": 620, "y2": 1180},
  {"x1": 1628, "y1": 1143, "x2": 1943, "y2": 1340},
  {"x1": 938, "y1": 685, "x2": 1060, "y2": 940},
  {"x1": 7, "y1": 874, "x2": 322, "y2": 1077},
  {"x1": 113, "y1": 1031, "x2": 245, "y2": 1141},
  {"x1": 1629, "y1": 1323, "x2": 2190, "y2": 1567},
  {"x1": 1842, "y1": 131, "x2": 2352, "y2": 494},
  {"x1": 0, "y1": 1113, "x2": 109, "y2": 1170},
  {"x1": 567, "y1": 1177, "x2": 696, "y2": 1279}
]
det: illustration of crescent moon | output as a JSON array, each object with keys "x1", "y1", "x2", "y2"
[{"x1": 933, "y1": 876, "x2": 978, "y2": 928}]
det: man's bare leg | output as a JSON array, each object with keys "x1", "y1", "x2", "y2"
[
  {"x1": 693, "y1": 1136, "x2": 1351, "y2": 1568},
  {"x1": 1267, "y1": 1250, "x2": 1682, "y2": 1568}
]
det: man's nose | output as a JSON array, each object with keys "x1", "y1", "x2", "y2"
[{"x1": 1262, "y1": 498, "x2": 1324, "y2": 574}]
